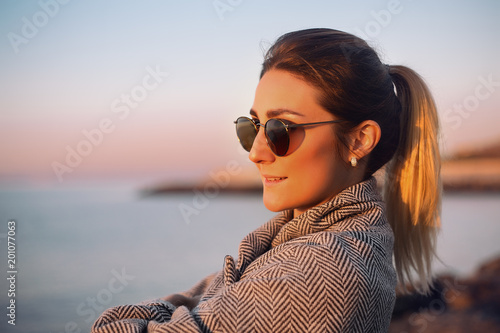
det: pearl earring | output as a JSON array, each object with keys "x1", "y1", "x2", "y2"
[{"x1": 350, "y1": 157, "x2": 357, "y2": 167}]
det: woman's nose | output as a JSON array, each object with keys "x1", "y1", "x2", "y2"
[{"x1": 249, "y1": 126, "x2": 275, "y2": 164}]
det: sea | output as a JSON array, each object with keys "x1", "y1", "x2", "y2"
[{"x1": 0, "y1": 184, "x2": 499, "y2": 333}]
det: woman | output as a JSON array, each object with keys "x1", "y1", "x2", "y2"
[{"x1": 92, "y1": 28, "x2": 441, "y2": 332}]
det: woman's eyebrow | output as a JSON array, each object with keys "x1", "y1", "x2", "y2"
[{"x1": 249, "y1": 108, "x2": 305, "y2": 118}]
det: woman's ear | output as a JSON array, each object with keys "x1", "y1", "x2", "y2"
[{"x1": 348, "y1": 120, "x2": 381, "y2": 161}]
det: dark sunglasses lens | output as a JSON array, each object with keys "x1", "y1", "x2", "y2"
[
  {"x1": 266, "y1": 119, "x2": 289, "y2": 156},
  {"x1": 235, "y1": 117, "x2": 257, "y2": 152}
]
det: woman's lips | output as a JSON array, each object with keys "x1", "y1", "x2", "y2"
[{"x1": 262, "y1": 175, "x2": 288, "y2": 186}]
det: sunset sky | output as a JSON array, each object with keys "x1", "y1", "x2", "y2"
[{"x1": 1, "y1": 0, "x2": 499, "y2": 188}]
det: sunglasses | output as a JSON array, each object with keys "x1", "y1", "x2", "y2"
[{"x1": 234, "y1": 116, "x2": 343, "y2": 156}]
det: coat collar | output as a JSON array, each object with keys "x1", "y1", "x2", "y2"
[{"x1": 235, "y1": 177, "x2": 382, "y2": 274}]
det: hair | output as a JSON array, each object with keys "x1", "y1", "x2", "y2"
[{"x1": 261, "y1": 28, "x2": 441, "y2": 293}]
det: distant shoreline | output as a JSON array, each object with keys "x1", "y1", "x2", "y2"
[
  {"x1": 141, "y1": 157, "x2": 500, "y2": 196},
  {"x1": 441, "y1": 157, "x2": 500, "y2": 192}
]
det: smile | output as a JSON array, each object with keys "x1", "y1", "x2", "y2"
[{"x1": 263, "y1": 176, "x2": 288, "y2": 185}]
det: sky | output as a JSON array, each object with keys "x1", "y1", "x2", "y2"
[{"x1": 0, "y1": 0, "x2": 499, "y2": 188}]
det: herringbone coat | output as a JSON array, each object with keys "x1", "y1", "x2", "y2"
[{"x1": 92, "y1": 177, "x2": 396, "y2": 332}]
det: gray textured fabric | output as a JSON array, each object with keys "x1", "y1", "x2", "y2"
[{"x1": 92, "y1": 177, "x2": 396, "y2": 332}]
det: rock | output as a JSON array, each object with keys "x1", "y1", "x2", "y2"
[
  {"x1": 139, "y1": 168, "x2": 263, "y2": 196},
  {"x1": 389, "y1": 256, "x2": 500, "y2": 332}
]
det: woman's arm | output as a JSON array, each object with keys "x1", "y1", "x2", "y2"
[{"x1": 91, "y1": 238, "x2": 393, "y2": 332}]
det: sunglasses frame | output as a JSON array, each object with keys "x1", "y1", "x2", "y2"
[{"x1": 235, "y1": 116, "x2": 344, "y2": 156}]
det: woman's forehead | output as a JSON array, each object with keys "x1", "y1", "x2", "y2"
[{"x1": 251, "y1": 70, "x2": 329, "y2": 120}]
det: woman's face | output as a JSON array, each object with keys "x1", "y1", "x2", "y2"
[{"x1": 249, "y1": 69, "x2": 355, "y2": 216}]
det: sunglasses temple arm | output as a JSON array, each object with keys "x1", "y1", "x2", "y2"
[{"x1": 287, "y1": 120, "x2": 343, "y2": 129}]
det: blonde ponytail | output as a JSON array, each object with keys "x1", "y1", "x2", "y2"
[{"x1": 384, "y1": 65, "x2": 441, "y2": 293}]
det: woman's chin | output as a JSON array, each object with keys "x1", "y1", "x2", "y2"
[{"x1": 263, "y1": 194, "x2": 289, "y2": 212}]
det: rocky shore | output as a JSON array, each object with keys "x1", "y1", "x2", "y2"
[
  {"x1": 141, "y1": 138, "x2": 500, "y2": 195},
  {"x1": 389, "y1": 255, "x2": 500, "y2": 332},
  {"x1": 441, "y1": 139, "x2": 500, "y2": 192},
  {"x1": 441, "y1": 158, "x2": 500, "y2": 192},
  {"x1": 141, "y1": 157, "x2": 500, "y2": 196},
  {"x1": 141, "y1": 158, "x2": 500, "y2": 196}
]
